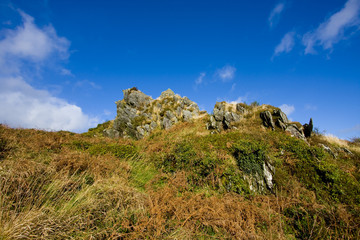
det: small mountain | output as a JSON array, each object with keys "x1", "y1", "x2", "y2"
[{"x1": 0, "y1": 89, "x2": 359, "y2": 239}]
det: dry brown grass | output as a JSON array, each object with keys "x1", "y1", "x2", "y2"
[{"x1": 1, "y1": 123, "x2": 359, "y2": 239}]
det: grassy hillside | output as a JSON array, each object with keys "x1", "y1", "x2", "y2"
[{"x1": 0, "y1": 113, "x2": 360, "y2": 239}]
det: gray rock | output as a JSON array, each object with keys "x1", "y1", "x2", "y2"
[
  {"x1": 150, "y1": 121, "x2": 157, "y2": 130},
  {"x1": 273, "y1": 109, "x2": 289, "y2": 124},
  {"x1": 123, "y1": 89, "x2": 151, "y2": 108},
  {"x1": 176, "y1": 106, "x2": 182, "y2": 116},
  {"x1": 183, "y1": 110, "x2": 192, "y2": 122},
  {"x1": 144, "y1": 124, "x2": 150, "y2": 132},
  {"x1": 276, "y1": 119, "x2": 287, "y2": 130},
  {"x1": 165, "y1": 110, "x2": 176, "y2": 121},
  {"x1": 213, "y1": 103, "x2": 225, "y2": 121},
  {"x1": 103, "y1": 129, "x2": 119, "y2": 138},
  {"x1": 136, "y1": 126, "x2": 145, "y2": 139},
  {"x1": 206, "y1": 115, "x2": 218, "y2": 130},
  {"x1": 236, "y1": 104, "x2": 246, "y2": 114},
  {"x1": 263, "y1": 161, "x2": 274, "y2": 190},
  {"x1": 162, "y1": 117, "x2": 172, "y2": 130},
  {"x1": 232, "y1": 112, "x2": 241, "y2": 122},
  {"x1": 260, "y1": 111, "x2": 275, "y2": 130},
  {"x1": 320, "y1": 144, "x2": 337, "y2": 158},
  {"x1": 159, "y1": 89, "x2": 175, "y2": 99},
  {"x1": 182, "y1": 97, "x2": 192, "y2": 106},
  {"x1": 285, "y1": 124, "x2": 306, "y2": 140},
  {"x1": 224, "y1": 111, "x2": 234, "y2": 122}
]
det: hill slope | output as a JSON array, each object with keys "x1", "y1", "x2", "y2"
[{"x1": 0, "y1": 108, "x2": 360, "y2": 239}]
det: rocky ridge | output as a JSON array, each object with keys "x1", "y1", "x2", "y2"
[{"x1": 104, "y1": 88, "x2": 313, "y2": 142}]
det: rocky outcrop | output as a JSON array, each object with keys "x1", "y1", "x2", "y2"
[
  {"x1": 260, "y1": 111, "x2": 275, "y2": 130},
  {"x1": 285, "y1": 124, "x2": 306, "y2": 141},
  {"x1": 244, "y1": 157, "x2": 275, "y2": 193},
  {"x1": 207, "y1": 102, "x2": 245, "y2": 132},
  {"x1": 104, "y1": 88, "x2": 200, "y2": 139},
  {"x1": 260, "y1": 109, "x2": 312, "y2": 141}
]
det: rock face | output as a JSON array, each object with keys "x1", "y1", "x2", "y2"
[
  {"x1": 105, "y1": 88, "x2": 200, "y2": 139},
  {"x1": 245, "y1": 158, "x2": 275, "y2": 193},
  {"x1": 285, "y1": 124, "x2": 306, "y2": 141},
  {"x1": 207, "y1": 102, "x2": 245, "y2": 132},
  {"x1": 260, "y1": 109, "x2": 311, "y2": 141},
  {"x1": 260, "y1": 111, "x2": 275, "y2": 130}
]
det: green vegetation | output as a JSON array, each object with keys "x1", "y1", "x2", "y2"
[
  {"x1": 83, "y1": 120, "x2": 112, "y2": 137},
  {"x1": 0, "y1": 121, "x2": 359, "y2": 239}
]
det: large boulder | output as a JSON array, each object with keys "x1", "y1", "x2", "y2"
[
  {"x1": 285, "y1": 124, "x2": 306, "y2": 141},
  {"x1": 260, "y1": 111, "x2": 275, "y2": 130},
  {"x1": 273, "y1": 109, "x2": 289, "y2": 124}
]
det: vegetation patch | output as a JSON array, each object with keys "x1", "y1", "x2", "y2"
[{"x1": 232, "y1": 140, "x2": 267, "y2": 176}]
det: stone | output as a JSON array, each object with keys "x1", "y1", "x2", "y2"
[
  {"x1": 285, "y1": 124, "x2": 306, "y2": 140},
  {"x1": 303, "y1": 118, "x2": 313, "y2": 138},
  {"x1": 206, "y1": 115, "x2": 218, "y2": 131},
  {"x1": 231, "y1": 112, "x2": 241, "y2": 122},
  {"x1": 320, "y1": 144, "x2": 337, "y2": 158},
  {"x1": 273, "y1": 109, "x2": 289, "y2": 124},
  {"x1": 162, "y1": 117, "x2": 172, "y2": 130},
  {"x1": 263, "y1": 162, "x2": 274, "y2": 190},
  {"x1": 183, "y1": 110, "x2": 192, "y2": 122},
  {"x1": 208, "y1": 102, "x2": 242, "y2": 132},
  {"x1": 260, "y1": 111, "x2": 275, "y2": 130},
  {"x1": 103, "y1": 129, "x2": 119, "y2": 138},
  {"x1": 150, "y1": 121, "x2": 157, "y2": 130},
  {"x1": 123, "y1": 88, "x2": 151, "y2": 108},
  {"x1": 159, "y1": 88, "x2": 175, "y2": 99},
  {"x1": 165, "y1": 110, "x2": 176, "y2": 121},
  {"x1": 136, "y1": 126, "x2": 145, "y2": 139},
  {"x1": 276, "y1": 119, "x2": 287, "y2": 130},
  {"x1": 236, "y1": 103, "x2": 246, "y2": 114}
]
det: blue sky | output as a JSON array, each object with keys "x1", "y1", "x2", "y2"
[{"x1": 0, "y1": 0, "x2": 359, "y2": 139}]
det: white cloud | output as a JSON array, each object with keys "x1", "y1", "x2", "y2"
[
  {"x1": 0, "y1": 10, "x2": 69, "y2": 63},
  {"x1": 305, "y1": 104, "x2": 317, "y2": 111},
  {"x1": 195, "y1": 72, "x2": 205, "y2": 85},
  {"x1": 230, "y1": 83, "x2": 236, "y2": 92},
  {"x1": 269, "y1": 2, "x2": 285, "y2": 28},
  {"x1": 0, "y1": 77, "x2": 98, "y2": 132},
  {"x1": 230, "y1": 96, "x2": 246, "y2": 104},
  {"x1": 75, "y1": 80, "x2": 101, "y2": 89},
  {"x1": 216, "y1": 65, "x2": 236, "y2": 82},
  {"x1": 61, "y1": 68, "x2": 74, "y2": 76},
  {"x1": 303, "y1": 0, "x2": 360, "y2": 54},
  {"x1": 274, "y1": 31, "x2": 295, "y2": 56},
  {"x1": 0, "y1": 10, "x2": 99, "y2": 132},
  {"x1": 279, "y1": 104, "x2": 295, "y2": 115}
]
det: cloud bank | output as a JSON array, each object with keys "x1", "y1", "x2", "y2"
[{"x1": 0, "y1": 10, "x2": 98, "y2": 132}]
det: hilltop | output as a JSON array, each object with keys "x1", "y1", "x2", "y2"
[{"x1": 0, "y1": 89, "x2": 359, "y2": 239}]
